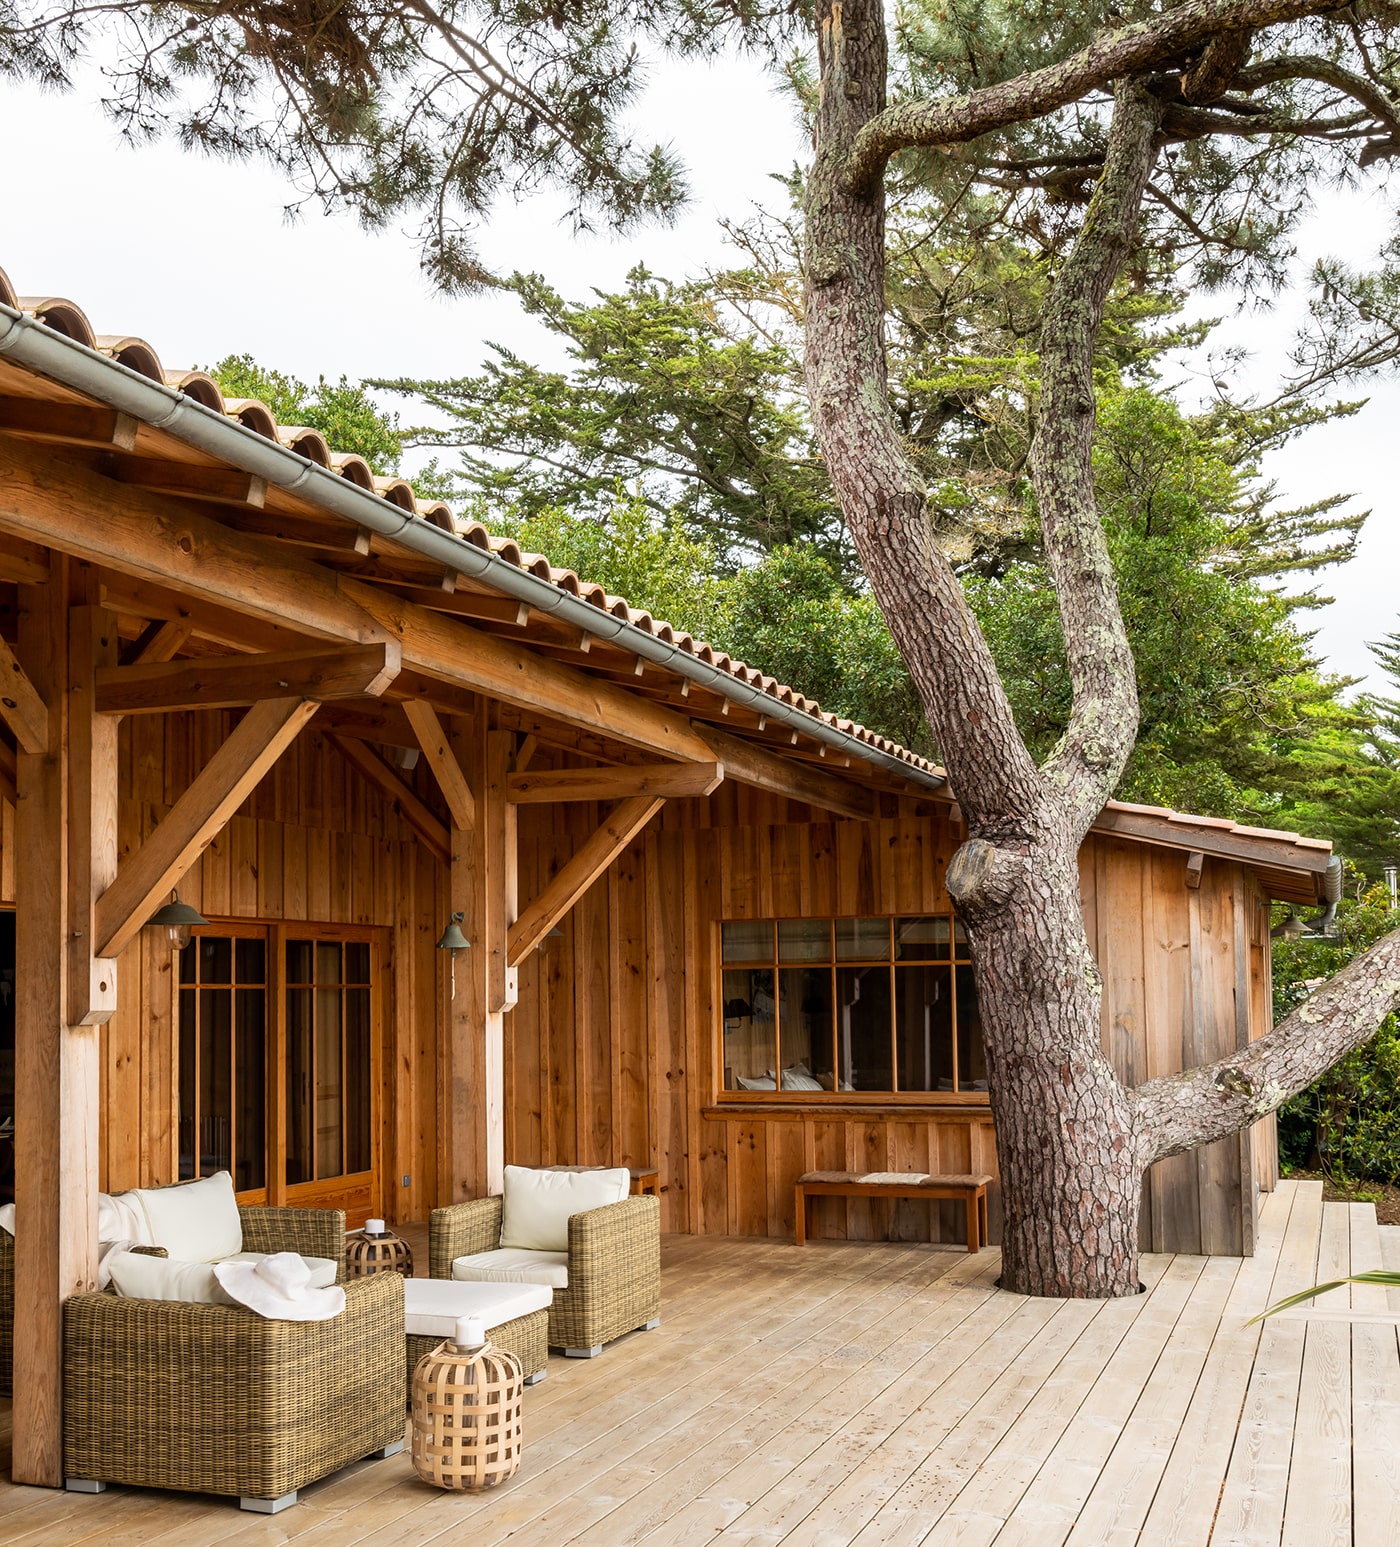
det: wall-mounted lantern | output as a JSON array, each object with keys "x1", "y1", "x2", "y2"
[{"x1": 147, "y1": 890, "x2": 208, "y2": 951}]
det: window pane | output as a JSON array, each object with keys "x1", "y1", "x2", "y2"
[
  {"x1": 316, "y1": 941, "x2": 343, "y2": 987},
  {"x1": 777, "y1": 968, "x2": 834, "y2": 1089},
  {"x1": 285, "y1": 939, "x2": 313, "y2": 985},
  {"x1": 315, "y1": 986, "x2": 343, "y2": 1178},
  {"x1": 344, "y1": 986, "x2": 372, "y2": 1174},
  {"x1": 835, "y1": 918, "x2": 890, "y2": 961},
  {"x1": 235, "y1": 937, "x2": 266, "y2": 986},
  {"x1": 198, "y1": 987, "x2": 232, "y2": 1177},
  {"x1": 285, "y1": 985, "x2": 313, "y2": 1185},
  {"x1": 894, "y1": 917, "x2": 950, "y2": 961},
  {"x1": 778, "y1": 920, "x2": 831, "y2": 963},
  {"x1": 177, "y1": 987, "x2": 196, "y2": 1180},
  {"x1": 722, "y1": 968, "x2": 777, "y2": 1090},
  {"x1": 721, "y1": 921, "x2": 773, "y2": 965},
  {"x1": 895, "y1": 965, "x2": 953, "y2": 1092},
  {"x1": 954, "y1": 919, "x2": 970, "y2": 953},
  {"x1": 199, "y1": 935, "x2": 232, "y2": 986},
  {"x1": 955, "y1": 964, "x2": 987, "y2": 1091},
  {"x1": 836, "y1": 966, "x2": 893, "y2": 1090},
  {"x1": 234, "y1": 988, "x2": 266, "y2": 1191},
  {"x1": 179, "y1": 940, "x2": 196, "y2": 985},
  {"x1": 346, "y1": 941, "x2": 371, "y2": 984}
]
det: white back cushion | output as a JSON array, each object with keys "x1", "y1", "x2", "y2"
[
  {"x1": 130, "y1": 1171, "x2": 243, "y2": 1263},
  {"x1": 499, "y1": 1165, "x2": 630, "y2": 1251},
  {"x1": 107, "y1": 1251, "x2": 236, "y2": 1305}
]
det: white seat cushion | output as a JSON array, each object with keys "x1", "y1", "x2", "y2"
[
  {"x1": 451, "y1": 1247, "x2": 570, "y2": 1289},
  {"x1": 404, "y1": 1278, "x2": 553, "y2": 1338},
  {"x1": 129, "y1": 1171, "x2": 242, "y2": 1263},
  {"x1": 107, "y1": 1252, "x2": 236, "y2": 1305},
  {"x1": 499, "y1": 1164, "x2": 630, "y2": 1251},
  {"x1": 218, "y1": 1251, "x2": 339, "y2": 1290}
]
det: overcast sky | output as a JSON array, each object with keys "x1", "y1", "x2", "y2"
[{"x1": 1, "y1": 54, "x2": 1396, "y2": 689}]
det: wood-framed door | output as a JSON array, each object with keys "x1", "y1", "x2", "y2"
[{"x1": 176, "y1": 920, "x2": 385, "y2": 1225}]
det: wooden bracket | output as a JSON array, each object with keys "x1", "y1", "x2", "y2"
[
  {"x1": 0, "y1": 634, "x2": 50, "y2": 754},
  {"x1": 507, "y1": 795, "x2": 664, "y2": 965},
  {"x1": 95, "y1": 697, "x2": 320, "y2": 958},
  {"x1": 324, "y1": 732, "x2": 450, "y2": 863},
  {"x1": 95, "y1": 642, "x2": 401, "y2": 714},
  {"x1": 508, "y1": 761, "x2": 723, "y2": 804},
  {"x1": 125, "y1": 618, "x2": 195, "y2": 667},
  {"x1": 403, "y1": 699, "x2": 476, "y2": 830},
  {"x1": 1185, "y1": 851, "x2": 1205, "y2": 889}
]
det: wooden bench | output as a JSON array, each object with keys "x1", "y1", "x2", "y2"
[{"x1": 795, "y1": 1170, "x2": 993, "y2": 1251}]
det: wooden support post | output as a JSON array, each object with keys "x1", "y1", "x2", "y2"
[
  {"x1": 443, "y1": 718, "x2": 515, "y2": 1201},
  {"x1": 11, "y1": 566, "x2": 105, "y2": 1487}
]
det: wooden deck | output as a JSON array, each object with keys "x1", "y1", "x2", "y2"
[{"x1": 2, "y1": 1178, "x2": 1397, "y2": 1545}]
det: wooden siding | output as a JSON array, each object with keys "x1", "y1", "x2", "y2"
[{"x1": 0, "y1": 722, "x2": 1274, "y2": 1253}]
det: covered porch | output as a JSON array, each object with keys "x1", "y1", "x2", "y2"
[{"x1": 0, "y1": 1178, "x2": 1393, "y2": 1544}]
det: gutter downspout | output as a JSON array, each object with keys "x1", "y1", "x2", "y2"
[{"x1": 0, "y1": 302, "x2": 943, "y2": 793}]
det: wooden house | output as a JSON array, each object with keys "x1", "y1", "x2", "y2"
[{"x1": 0, "y1": 269, "x2": 1334, "y2": 1485}]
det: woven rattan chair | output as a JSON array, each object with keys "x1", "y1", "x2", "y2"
[
  {"x1": 0, "y1": 1194, "x2": 347, "y2": 1397},
  {"x1": 62, "y1": 1270, "x2": 406, "y2": 1513},
  {"x1": 429, "y1": 1193, "x2": 660, "y2": 1358}
]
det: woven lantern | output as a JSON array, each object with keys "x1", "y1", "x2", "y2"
[
  {"x1": 345, "y1": 1218, "x2": 414, "y2": 1279},
  {"x1": 411, "y1": 1318, "x2": 524, "y2": 1490}
]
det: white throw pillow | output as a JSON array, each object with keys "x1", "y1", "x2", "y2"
[
  {"x1": 130, "y1": 1172, "x2": 243, "y2": 1263},
  {"x1": 107, "y1": 1251, "x2": 236, "y2": 1305},
  {"x1": 499, "y1": 1165, "x2": 630, "y2": 1252}
]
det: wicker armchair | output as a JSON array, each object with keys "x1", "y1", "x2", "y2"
[
  {"x1": 0, "y1": 1197, "x2": 346, "y2": 1397},
  {"x1": 429, "y1": 1193, "x2": 660, "y2": 1357},
  {"x1": 62, "y1": 1270, "x2": 405, "y2": 1513}
]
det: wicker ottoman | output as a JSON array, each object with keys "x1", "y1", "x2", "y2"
[{"x1": 404, "y1": 1279, "x2": 551, "y2": 1388}]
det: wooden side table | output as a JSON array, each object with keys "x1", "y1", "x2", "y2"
[{"x1": 628, "y1": 1168, "x2": 659, "y2": 1197}]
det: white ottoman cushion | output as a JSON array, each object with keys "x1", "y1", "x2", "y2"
[
  {"x1": 404, "y1": 1278, "x2": 553, "y2": 1338},
  {"x1": 451, "y1": 1247, "x2": 569, "y2": 1289},
  {"x1": 500, "y1": 1164, "x2": 630, "y2": 1251},
  {"x1": 218, "y1": 1251, "x2": 340, "y2": 1289}
]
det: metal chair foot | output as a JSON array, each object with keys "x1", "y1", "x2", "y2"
[
  {"x1": 240, "y1": 1490, "x2": 298, "y2": 1513},
  {"x1": 65, "y1": 1479, "x2": 107, "y2": 1494},
  {"x1": 563, "y1": 1345, "x2": 603, "y2": 1358},
  {"x1": 643, "y1": 1318, "x2": 660, "y2": 1331},
  {"x1": 524, "y1": 1369, "x2": 547, "y2": 1385},
  {"x1": 370, "y1": 1440, "x2": 404, "y2": 1459}
]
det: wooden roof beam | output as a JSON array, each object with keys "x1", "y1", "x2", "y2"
[
  {"x1": 95, "y1": 696, "x2": 319, "y2": 958},
  {"x1": 0, "y1": 395, "x2": 137, "y2": 451},
  {"x1": 125, "y1": 617, "x2": 194, "y2": 666},
  {"x1": 95, "y1": 642, "x2": 401, "y2": 714},
  {"x1": 0, "y1": 537, "x2": 52, "y2": 586},
  {"x1": 507, "y1": 795, "x2": 664, "y2": 965},
  {"x1": 403, "y1": 699, "x2": 476, "y2": 830},
  {"x1": 324, "y1": 731, "x2": 450, "y2": 863},
  {"x1": 691, "y1": 722, "x2": 878, "y2": 820},
  {"x1": 509, "y1": 762, "x2": 723, "y2": 804},
  {"x1": 0, "y1": 633, "x2": 50, "y2": 753}
]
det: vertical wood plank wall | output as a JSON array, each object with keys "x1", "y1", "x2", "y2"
[{"x1": 0, "y1": 718, "x2": 1277, "y2": 1254}]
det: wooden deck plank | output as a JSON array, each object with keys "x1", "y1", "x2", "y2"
[
  {"x1": 1279, "y1": 1201, "x2": 1353, "y2": 1547},
  {"x1": 0, "y1": 1187, "x2": 1379, "y2": 1547}
]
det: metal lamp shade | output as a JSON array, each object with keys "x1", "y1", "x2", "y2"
[{"x1": 148, "y1": 892, "x2": 208, "y2": 950}]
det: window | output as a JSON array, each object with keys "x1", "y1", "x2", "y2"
[
  {"x1": 720, "y1": 916, "x2": 986, "y2": 1098},
  {"x1": 285, "y1": 938, "x2": 373, "y2": 1186}
]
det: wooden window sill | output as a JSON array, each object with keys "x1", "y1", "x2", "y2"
[{"x1": 703, "y1": 1097, "x2": 992, "y2": 1121}]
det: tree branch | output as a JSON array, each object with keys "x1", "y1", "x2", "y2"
[
  {"x1": 1135, "y1": 924, "x2": 1400, "y2": 1162},
  {"x1": 1032, "y1": 78, "x2": 1161, "y2": 837},
  {"x1": 844, "y1": 0, "x2": 1343, "y2": 194}
]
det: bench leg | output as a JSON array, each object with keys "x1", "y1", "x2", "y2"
[
  {"x1": 795, "y1": 1186, "x2": 807, "y2": 1246},
  {"x1": 980, "y1": 1191, "x2": 989, "y2": 1252},
  {"x1": 965, "y1": 1194, "x2": 978, "y2": 1253}
]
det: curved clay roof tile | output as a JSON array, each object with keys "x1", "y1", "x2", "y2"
[
  {"x1": 417, "y1": 502, "x2": 455, "y2": 532},
  {"x1": 372, "y1": 477, "x2": 417, "y2": 513},
  {"x1": 165, "y1": 370, "x2": 225, "y2": 412},
  {"x1": 329, "y1": 452, "x2": 375, "y2": 491},
  {"x1": 96, "y1": 336, "x2": 164, "y2": 383},
  {"x1": 224, "y1": 399, "x2": 279, "y2": 440},
  {"x1": 280, "y1": 427, "x2": 332, "y2": 467},
  {"x1": 20, "y1": 297, "x2": 96, "y2": 347}
]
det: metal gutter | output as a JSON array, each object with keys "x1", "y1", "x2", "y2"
[{"x1": 0, "y1": 301, "x2": 944, "y2": 791}]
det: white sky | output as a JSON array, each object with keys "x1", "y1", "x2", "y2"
[{"x1": 1, "y1": 54, "x2": 1397, "y2": 688}]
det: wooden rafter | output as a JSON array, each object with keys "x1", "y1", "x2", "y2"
[
  {"x1": 0, "y1": 396, "x2": 137, "y2": 450},
  {"x1": 691, "y1": 722, "x2": 879, "y2": 820},
  {"x1": 125, "y1": 618, "x2": 194, "y2": 666},
  {"x1": 324, "y1": 732, "x2": 450, "y2": 862},
  {"x1": 508, "y1": 761, "x2": 723, "y2": 804},
  {"x1": 219, "y1": 506, "x2": 371, "y2": 556},
  {"x1": 94, "y1": 697, "x2": 320, "y2": 958},
  {"x1": 507, "y1": 795, "x2": 664, "y2": 965},
  {"x1": 403, "y1": 699, "x2": 476, "y2": 830},
  {"x1": 95, "y1": 642, "x2": 401, "y2": 715},
  {"x1": 103, "y1": 454, "x2": 268, "y2": 509}
]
